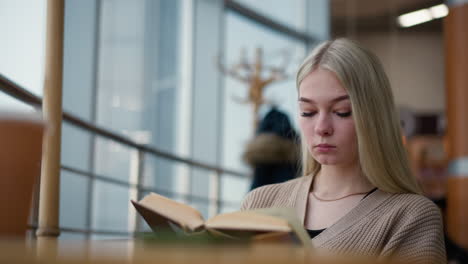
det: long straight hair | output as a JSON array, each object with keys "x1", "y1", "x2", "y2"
[{"x1": 296, "y1": 38, "x2": 421, "y2": 194}]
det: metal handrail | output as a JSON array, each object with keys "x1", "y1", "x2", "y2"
[
  {"x1": 0, "y1": 73, "x2": 248, "y2": 178},
  {"x1": 224, "y1": 0, "x2": 316, "y2": 44},
  {"x1": 61, "y1": 165, "x2": 241, "y2": 207}
]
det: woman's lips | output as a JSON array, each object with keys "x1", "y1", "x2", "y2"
[{"x1": 315, "y1": 144, "x2": 336, "y2": 152}]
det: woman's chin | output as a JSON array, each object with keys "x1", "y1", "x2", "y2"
[
  {"x1": 315, "y1": 157, "x2": 357, "y2": 167},
  {"x1": 314, "y1": 156, "x2": 349, "y2": 166},
  {"x1": 315, "y1": 158, "x2": 338, "y2": 165}
]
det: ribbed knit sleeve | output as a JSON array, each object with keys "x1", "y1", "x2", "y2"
[{"x1": 380, "y1": 195, "x2": 446, "y2": 263}]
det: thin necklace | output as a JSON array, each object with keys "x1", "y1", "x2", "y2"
[{"x1": 312, "y1": 190, "x2": 371, "y2": 202}]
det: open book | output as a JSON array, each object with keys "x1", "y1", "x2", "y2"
[{"x1": 131, "y1": 193, "x2": 311, "y2": 246}]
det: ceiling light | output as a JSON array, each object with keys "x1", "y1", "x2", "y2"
[
  {"x1": 397, "y1": 4, "x2": 449, "y2": 28},
  {"x1": 430, "y1": 4, "x2": 449, "y2": 19}
]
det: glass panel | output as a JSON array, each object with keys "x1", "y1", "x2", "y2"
[
  {"x1": 141, "y1": 155, "x2": 192, "y2": 196},
  {"x1": 59, "y1": 170, "x2": 89, "y2": 230},
  {"x1": 232, "y1": 0, "x2": 306, "y2": 31},
  {"x1": 188, "y1": 200, "x2": 211, "y2": 220},
  {"x1": 95, "y1": 0, "x2": 182, "y2": 156},
  {"x1": 222, "y1": 11, "x2": 305, "y2": 172},
  {"x1": 141, "y1": 155, "x2": 175, "y2": 193},
  {"x1": 0, "y1": 92, "x2": 36, "y2": 112},
  {"x1": 61, "y1": 122, "x2": 91, "y2": 171},
  {"x1": 220, "y1": 174, "x2": 249, "y2": 204},
  {"x1": 190, "y1": 167, "x2": 220, "y2": 218},
  {"x1": 190, "y1": 167, "x2": 213, "y2": 200},
  {"x1": 0, "y1": 0, "x2": 46, "y2": 95},
  {"x1": 62, "y1": 0, "x2": 97, "y2": 122},
  {"x1": 92, "y1": 180, "x2": 131, "y2": 232},
  {"x1": 96, "y1": 0, "x2": 147, "y2": 139},
  {"x1": 94, "y1": 136, "x2": 135, "y2": 183}
]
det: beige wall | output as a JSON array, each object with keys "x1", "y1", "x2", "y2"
[{"x1": 357, "y1": 32, "x2": 445, "y2": 113}]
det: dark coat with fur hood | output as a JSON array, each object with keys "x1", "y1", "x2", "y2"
[{"x1": 243, "y1": 108, "x2": 300, "y2": 190}]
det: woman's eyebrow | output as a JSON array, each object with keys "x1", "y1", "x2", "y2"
[{"x1": 298, "y1": 95, "x2": 349, "y2": 104}]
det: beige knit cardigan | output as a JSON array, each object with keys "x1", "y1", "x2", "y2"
[{"x1": 241, "y1": 176, "x2": 446, "y2": 263}]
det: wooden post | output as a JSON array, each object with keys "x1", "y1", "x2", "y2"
[
  {"x1": 444, "y1": 1, "x2": 468, "y2": 249},
  {"x1": 36, "y1": 0, "x2": 64, "y2": 242}
]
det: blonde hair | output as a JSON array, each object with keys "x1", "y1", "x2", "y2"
[{"x1": 296, "y1": 38, "x2": 421, "y2": 194}]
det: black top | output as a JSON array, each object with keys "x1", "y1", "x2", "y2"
[
  {"x1": 306, "y1": 188, "x2": 378, "y2": 238},
  {"x1": 362, "y1": 187, "x2": 378, "y2": 200},
  {"x1": 307, "y1": 228, "x2": 325, "y2": 239}
]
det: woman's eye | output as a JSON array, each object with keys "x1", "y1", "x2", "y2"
[
  {"x1": 336, "y1": 111, "x2": 352, "y2": 118},
  {"x1": 301, "y1": 112, "x2": 315, "y2": 117}
]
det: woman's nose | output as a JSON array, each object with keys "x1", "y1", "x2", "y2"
[{"x1": 315, "y1": 114, "x2": 333, "y2": 136}]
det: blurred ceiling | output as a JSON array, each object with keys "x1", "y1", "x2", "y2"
[{"x1": 330, "y1": 0, "x2": 444, "y2": 36}]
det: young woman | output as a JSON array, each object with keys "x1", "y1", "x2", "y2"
[{"x1": 241, "y1": 38, "x2": 446, "y2": 263}]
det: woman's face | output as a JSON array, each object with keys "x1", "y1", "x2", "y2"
[{"x1": 298, "y1": 68, "x2": 359, "y2": 167}]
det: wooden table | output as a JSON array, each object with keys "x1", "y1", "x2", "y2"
[{"x1": 0, "y1": 239, "x2": 402, "y2": 264}]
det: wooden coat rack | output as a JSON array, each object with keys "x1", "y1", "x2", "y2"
[{"x1": 218, "y1": 47, "x2": 290, "y2": 133}]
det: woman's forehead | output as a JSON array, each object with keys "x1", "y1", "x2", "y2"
[
  {"x1": 298, "y1": 69, "x2": 347, "y2": 97},
  {"x1": 298, "y1": 79, "x2": 349, "y2": 106}
]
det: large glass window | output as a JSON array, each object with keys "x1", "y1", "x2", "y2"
[{"x1": 60, "y1": 0, "x2": 184, "y2": 236}]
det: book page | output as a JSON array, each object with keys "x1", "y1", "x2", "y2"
[
  {"x1": 205, "y1": 207, "x2": 311, "y2": 246},
  {"x1": 204, "y1": 211, "x2": 291, "y2": 232},
  {"x1": 132, "y1": 193, "x2": 205, "y2": 232}
]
